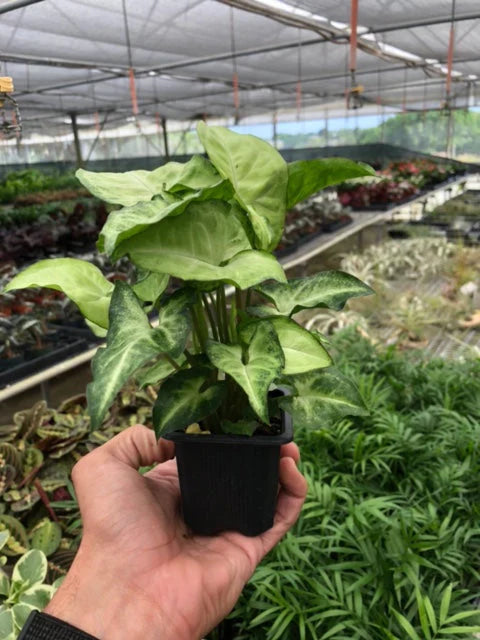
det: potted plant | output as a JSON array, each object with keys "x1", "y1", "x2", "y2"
[{"x1": 4, "y1": 123, "x2": 375, "y2": 535}]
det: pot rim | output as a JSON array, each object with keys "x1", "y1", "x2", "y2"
[{"x1": 163, "y1": 410, "x2": 293, "y2": 447}]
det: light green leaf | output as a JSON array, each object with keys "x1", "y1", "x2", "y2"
[
  {"x1": 392, "y1": 611, "x2": 421, "y2": 640},
  {"x1": 256, "y1": 271, "x2": 374, "y2": 316},
  {"x1": 12, "y1": 603, "x2": 35, "y2": 630},
  {"x1": 19, "y1": 584, "x2": 55, "y2": 609},
  {"x1": 12, "y1": 550, "x2": 47, "y2": 590},
  {"x1": 280, "y1": 367, "x2": 368, "y2": 429},
  {"x1": 0, "y1": 572, "x2": 9, "y2": 597},
  {"x1": 197, "y1": 122, "x2": 288, "y2": 251},
  {"x1": 3, "y1": 258, "x2": 113, "y2": 329},
  {"x1": 221, "y1": 420, "x2": 258, "y2": 436},
  {"x1": 132, "y1": 271, "x2": 169, "y2": 302},
  {"x1": 29, "y1": 519, "x2": 62, "y2": 557},
  {"x1": 76, "y1": 155, "x2": 221, "y2": 206},
  {"x1": 101, "y1": 179, "x2": 232, "y2": 256},
  {"x1": 153, "y1": 368, "x2": 226, "y2": 436},
  {"x1": 118, "y1": 200, "x2": 286, "y2": 289},
  {"x1": 240, "y1": 317, "x2": 332, "y2": 375},
  {"x1": 439, "y1": 584, "x2": 452, "y2": 626},
  {"x1": 0, "y1": 608, "x2": 15, "y2": 640},
  {"x1": 286, "y1": 158, "x2": 376, "y2": 209},
  {"x1": 137, "y1": 354, "x2": 186, "y2": 388},
  {"x1": 87, "y1": 283, "x2": 189, "y2": 430},
  {"x1": 85, "y1": 319, "x2": 108, "y2": 338},
  {"x1": 0, "y1": 530, "x2": 9, "y2": 552},
  {"x1": 207, "y1": 322, "x2": 284, "y2": 423}
]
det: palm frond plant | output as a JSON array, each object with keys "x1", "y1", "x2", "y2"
[{"x1": 3, "y1": 123, "x2": 375, "y2": 535}]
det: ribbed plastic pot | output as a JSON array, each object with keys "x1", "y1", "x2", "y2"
[{"x1": 164, "y1": 410, "x2": 293, "y2": 536}]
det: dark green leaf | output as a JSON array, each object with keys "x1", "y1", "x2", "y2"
[
  {"x1": 279, "y1": 367, "x2": 368, "y2": 429},
  {"x1": 87, "y1": 282, "x2": 188, "y2": 430},
  {"x1": 153, "y1": 367, "x2": 226, "y2": 436},
  {"x1": 256, "y1": 271, "x2": 374, "y2": 316},
  {"x1": 207, "y1": 322, "x2": 284, "y2": 423}
]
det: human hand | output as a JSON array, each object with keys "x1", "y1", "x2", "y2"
[{"x1": 45, "y1": 424, "x2": 307, "y2": 640}]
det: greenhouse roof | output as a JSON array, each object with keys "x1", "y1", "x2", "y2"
[{"x1": 0, "y1": 0, "x2": 479, "y2": 135}]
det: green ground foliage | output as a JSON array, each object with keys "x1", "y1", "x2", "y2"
[
  {"x1": 213, "y1": 330, "x2": 480, "y2": 639},
  {"x1": 1, "y1": 332, "x2": 480, "y2": 639}
]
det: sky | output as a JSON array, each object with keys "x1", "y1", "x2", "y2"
[{"x1": 231, "y1": 113, "x2": 388, "y2": 139}]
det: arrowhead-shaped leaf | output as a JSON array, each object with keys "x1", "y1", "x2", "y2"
[
  {"x1": 87, "y1": 283, "x2": 190, "y2": 430},
  {"x1": 76, "y1": 155, "x2": 222, "y2": 206},
  {"x1": 256, "y1": 271, "x2": 374, "y2": 316},
  {"x1": 132, "y1": 271, "x2": 169, "y2": 302},
  {"x1": 153, "y1": 367, "x2": 226, "y2": 436},
  {"x1": 3, "y1": 258, "x2": 113, "y2": 329},
  {"x1": 100, "y1": 179, "x2": 233, "y2": 256},
  {"x1": 155, "y1": 288, "x2": 193, "y2": 357},
  {"x1": 118, "y1": 200, "x2": 286, "y2": 289},
  {"x1": 197, "y1": 122, "x2": 288, "y2": 251},
  {"x1": 286, "y1": 158, "x2": 376, "y2": 209},
  {"x1": 240, "y1": 317, "x2": 332, "y2": 375},
  {"x1": 207, "y1": 322, "x2": 284, "y2": 423},
  {"x1": 279, "y1": 367, "x2": 368, "y2": 429}
]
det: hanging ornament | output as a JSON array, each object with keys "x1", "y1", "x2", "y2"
[{"x1": 0, "y1": 76, "x2": 22, "y2": 140}]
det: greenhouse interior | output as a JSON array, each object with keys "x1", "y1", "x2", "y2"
[{"x1": 1, "y1": 0, "x2": 480, "y2": 638}]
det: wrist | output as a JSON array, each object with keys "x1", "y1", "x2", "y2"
[{"x1": 45, "y1": 543, "x2": 169, "y2": 640}]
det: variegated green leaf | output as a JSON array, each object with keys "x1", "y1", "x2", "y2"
[
  {"x1": 12, "y1": 603, "x2": 36, "y2": 630},
  {"x1": 117, "y1": 200, "x2": 286, "y2": 289},
  {"x1": 87, "y1": 282, "x2": 190, "y2": 430},
  {"x1": 207, "y1": 322, "x2": 284, "y2": 423},
  {"x1": 4, "y1": 258, "x2": 113, "y2": 329},
  {"x1": 12, "y1": 549, "x2": 47, "y2": 589},
  {"x1": 30, "y1": 519, "x2": 62, "y2": 557},
  {"x1": 153, "y1": 368, "x2": 226, "y2": 436},
  {"x1": 279, "y1": 367, "x2": 368, "y2": 429},
  {"x1": 256, "y1": 271, "x2": 374, "y2": 316},
  {"x1": 240, "y1": 317, "x2": 332, "y2": 375},
  {"x1": 197, "y1": 122, "x2": 288, "y2": 251},
  {"x1": 19, "y1": 584, "x2": 55, "y2": 609},
  {"x1": 0, "y1": 516, "x2": 29, "y2": 557},
  {"x1": 0, "y1": 608, "x2": 15, "y2": 640}
]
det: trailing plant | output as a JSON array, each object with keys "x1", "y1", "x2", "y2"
[{"x1": 4, "y1": 124, "x2": 375, "y2": 437}]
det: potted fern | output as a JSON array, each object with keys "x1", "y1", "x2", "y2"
[{"x1": 4, "y1": 123, "x2": 374, "y2": 535}]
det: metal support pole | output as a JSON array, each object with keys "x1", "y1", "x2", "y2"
[
  {"x1": 0, "y1": 0, "x2": 43, "y2": 15},
  {"x1": 161, "y1": 117, "x2": 170, "y2": 160},
  {"x1": 70, "y1": 113, "x2": 84, "y2": 168}
]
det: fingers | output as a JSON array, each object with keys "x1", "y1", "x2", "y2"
[
  {"x1": 280, "y1": 442, "x2": 300, "y2": 463},
  {"x1": 258, "y1": 457, "x2": 307, "y2": 555},
  {"x1": 100, "y1": 424, "x2": 175, "y2": 469}
]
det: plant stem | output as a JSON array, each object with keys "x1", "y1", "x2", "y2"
[
  {"x1": 164, "y1": 353, "x2": 181, "y2": 371},
  {"x1": 183, "y1": 348, "x2": 196, "y2": 366},
  {"x1": 216, "y1": 287, "x2": 227, "y2": 343},
  {"x1": 235, "y1": 288, "x2": 243, "y2": 314},
  {"x1": 246, "y1": 288, "x2": 252, "y2": 308},
  {"x1": 193, "y1": 299, "x2": 209, "y2": 350},
  {"x1": 229, "y1": 295, "x2": 237, "y2": 342},
  {"x1": 202, "y1": 293, "x2": 218, "y2": 341},
  {"x1": 218, "y1": 285, "x2": 229, "y2": 343},
  {"x1": 190, "y1": 308, "x2": 202, "y2": 353}
]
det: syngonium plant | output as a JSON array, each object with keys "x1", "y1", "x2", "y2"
[{"x1": 4, "y1": 123, "x2": 375, "y2": 437}]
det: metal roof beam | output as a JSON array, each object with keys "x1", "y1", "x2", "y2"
[{"x1": 0, "y1": 0, "x2": 44, "y2": 15}]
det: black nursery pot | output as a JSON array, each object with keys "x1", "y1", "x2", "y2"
[{"x1": 164, "y1": 410, "x2": 293, "y2": 536}]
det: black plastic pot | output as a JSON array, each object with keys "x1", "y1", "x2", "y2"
[{"x1": 164, "y1": 410, "x2": 293, "y2": 536}]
